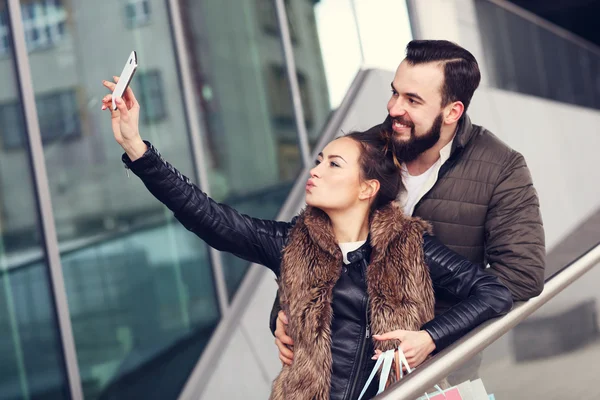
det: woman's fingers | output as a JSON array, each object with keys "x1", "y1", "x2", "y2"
[
  {"x1": 114, "y1": 97, "x2": 129, "y2": 121},
  {"x1": 123, "y1": 85, "x2": 139, "y2": 109},
  {"x1": 371, "y1": 349, "x2": 383, "y2": 360},
  {"x1": 101, "y1": 94, "x2": 112, "y2": 110},
  {"x1": 102, "y1": 80, "x2": 117, "y2": 111},
  {"x1": 102, "y1": 80, "x2": 116, "y2": 91}
]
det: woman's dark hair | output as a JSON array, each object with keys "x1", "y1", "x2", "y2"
[{"x1": 343, "y1": 124, "x2": 403, "y2": 211}]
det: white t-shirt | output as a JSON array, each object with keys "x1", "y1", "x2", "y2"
[
  {"x1": 400, "y1": 163, "x2": 438, "y2": 216},
  {"x1": 339, "y1": 240, "x2": 367, "y2": 264},
  {"x1": 398, "y1": 137, "x2": 455, "y2": 216}
]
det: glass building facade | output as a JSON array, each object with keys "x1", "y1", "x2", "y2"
[{"x1": 0, "y1": 0, "x2": 377, "y2": 398}]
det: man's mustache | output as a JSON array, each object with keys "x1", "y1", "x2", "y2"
[{"x1": 383, "y1": 114, "x2": 415, "y2": 129}]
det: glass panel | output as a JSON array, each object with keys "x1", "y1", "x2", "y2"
[
  {"x1": 591, "y1": 50, "x2": 600, "y2": 109},
  {"x1": 19, "y1": 0, "x2": 221, "y2": 397},
  {"x1": 573, "y1": 46, "x2": 595, "y2": 108},
  {"x1": 563, "y1": 42, "x2": 589, "y2": 107},
  {"x1": 504, "y1": 10, "x2": 545, "y2": 97},
  {"x1": 179, "y1": 0, "x2": 309, "y2": 297},
  {"x1": 475, "y1": 0, "x2": 510, "y2": 90},
  {"x1": 478, "y1": 259, "x2": 600, "y2": 398},
  {"x1": 474, "y1": 0, "x2": 600, "y2": 110},
  {"x1": 0, "y1": 0, "x2": 70, "y2": 398},
  {"x1": 537, "y1": 30, "x2": 574, "y2": 105},
  {"x1": 297, "y1": 0, "x2": 404, "y2": 133}
]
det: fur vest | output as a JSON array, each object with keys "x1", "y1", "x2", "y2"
[{"x1": 270, "y1": 203, "x2": 436, "y2": 400}]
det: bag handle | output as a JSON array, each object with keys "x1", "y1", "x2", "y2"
[{"x1": 358, "y1": 346, "x2": 446, "y2": 400}]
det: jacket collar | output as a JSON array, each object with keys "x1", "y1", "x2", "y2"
[
  {"x1": 302, "y1": 203, "x2": 420, "y2": 264},
  {"x1": 451, "y1": 114, "x2": 479, "y2": 155},
  {"x1": 346, "y1": 239, "x2": 371, "y2": 264}
]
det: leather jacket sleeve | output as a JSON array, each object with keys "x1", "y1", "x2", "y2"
[
  {"x1": 421, "y1": 234, "x2": 513, "y2": 352},
  {"x1": 269, "y1": 291, "x2": 282, "y2": 335},
  {"x1": 122, "y1": 141, "x2": 292, "y2": 274}
]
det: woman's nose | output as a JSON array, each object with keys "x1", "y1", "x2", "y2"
[{"x1": 309, "y1": 166, "x2": 320, "y2": 178}]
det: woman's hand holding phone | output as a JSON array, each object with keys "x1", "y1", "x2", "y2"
[{"x1": 101, "y1": 76, "x2": 147, "y2": 161}]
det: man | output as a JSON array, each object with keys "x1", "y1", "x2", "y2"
[{"x1": 271, "y1": 40, "x2": 545, "y2": 383}]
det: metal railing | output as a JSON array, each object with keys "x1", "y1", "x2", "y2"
[{"x1": 376, "y1": 243, "x2": 600, "y2": 399}]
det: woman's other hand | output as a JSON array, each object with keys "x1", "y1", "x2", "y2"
[{"x1": 372, "y1": 329, "x2": 436, "y2": 371}]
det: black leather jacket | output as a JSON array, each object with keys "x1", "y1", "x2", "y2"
[{"x1": 123, "y1": 142, "x2": 513, "y2": 400}]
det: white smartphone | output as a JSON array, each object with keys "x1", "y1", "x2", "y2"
[{"x1": 112, "y1": 51, "x2": 138, "y2": 110}]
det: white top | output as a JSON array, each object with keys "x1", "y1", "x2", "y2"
[
  {"x1": 339, "y1": 240, "x2": 367, "y2": 264},
  {"x1": 398, "y1": 137, "x2": 455, "y2": 216},
  {"x1": 400, "y1": 163, "x2": 438, "y2": 216}
]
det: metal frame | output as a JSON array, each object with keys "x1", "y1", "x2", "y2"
[
  {"x1": 7, "y1": 0, "x2": 83, "y2": 399},
  {"x1": 376, "y1": 243, "x2": 600, "y2": 399},
  {"x1": 404, "y1": 0, "x2": 423, "y2": 40},
  {"x1": 166, "y1": 0, "x2": 229, "y2": 315},
  {"x1": 274, "y1": 0, "x2": 312, "y2": 168},
  {"x1": 349, "y1": 0, "x2": 366, "y2": 66}
]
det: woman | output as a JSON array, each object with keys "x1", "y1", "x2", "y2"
[{"x1": 101, "y1": 80, "x2": 512, "y2": 400}]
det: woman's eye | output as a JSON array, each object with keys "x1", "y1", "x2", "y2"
[
  {"x1": 330, "y1": 161, "x2": 340, "y2": 168},
  {"x1": 315, "y1": 159, "x2": 321, "y2": 166}
]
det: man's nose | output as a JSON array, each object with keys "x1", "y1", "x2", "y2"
[{"x1": 389, "y1": 99, "x2": 407, "y2": 117}]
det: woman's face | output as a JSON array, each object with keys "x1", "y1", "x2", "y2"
[{"x1": 306, "y1": 137, "x2": 374, "y2": 212}]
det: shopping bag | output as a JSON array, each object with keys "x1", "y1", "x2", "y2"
[
  {"x1": 417, "y1": 386, "x2": 463, "y2": 399},
  {"x1": 419, "y1": 378, "x2": 495, "y2": 400}
]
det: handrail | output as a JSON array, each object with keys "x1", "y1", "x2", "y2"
[{"x1": 375, "y1": 242, "x2": 600, "y2": 399}]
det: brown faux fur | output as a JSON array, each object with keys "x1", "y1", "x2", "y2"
[{"x1": 270, "y1": 203, "x2": 435, "y2": 400}]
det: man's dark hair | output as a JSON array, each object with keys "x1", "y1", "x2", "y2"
[{"x1": 405, "y1": 40, "x2": 481, "y2": 112}]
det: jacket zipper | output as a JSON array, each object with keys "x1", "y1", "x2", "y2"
[{"x1": 347, "y1": 259, "x2": 370, "y2": 400}]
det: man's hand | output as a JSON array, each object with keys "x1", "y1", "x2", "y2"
[
  {"x1": 274, "y1": 311, "x2": 294, "y2": 365},
  {"x1": 372, "y1": 330, "x2": 435, "y2": 370}
]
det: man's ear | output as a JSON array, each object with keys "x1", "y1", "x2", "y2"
[
  {"x1": 359, "y1": 179, "x2": 380, "y2": 201},
  {"x1": 444, "y1": 101, "x2": 464, "y2": 125}
]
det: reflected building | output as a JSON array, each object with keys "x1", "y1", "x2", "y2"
[{"x1": 0, "y1": 0, "x2": 329, "y2": 398}]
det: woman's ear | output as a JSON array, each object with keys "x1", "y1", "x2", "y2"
[{"x1": 359, "y1": 179, "x2": 380, "y2": 201}]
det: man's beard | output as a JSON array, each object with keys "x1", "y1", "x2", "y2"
[{"x1": 386, "y1": 113, "x2": 443, "y2": 162}]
